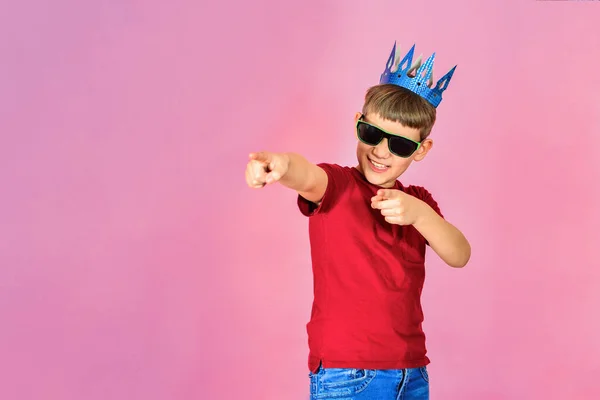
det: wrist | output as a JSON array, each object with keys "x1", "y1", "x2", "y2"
[
  {"x1": 413, "y1": 201, "x2": 437, "y2": 228},
  {"x1": 280, "y1": 152, "x2": 292, "y2": 177}
]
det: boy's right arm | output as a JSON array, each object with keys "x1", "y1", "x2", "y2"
[{"x1": 245, "y1": 151, "x2": 328, "y2": 204}]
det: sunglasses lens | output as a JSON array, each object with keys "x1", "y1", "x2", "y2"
[
  {"x1": 389, "y1": 137, "x2": 419, "y2": 158},
  {"x1": 357, "y1": 123, "x2": 383, "y2": 146}
]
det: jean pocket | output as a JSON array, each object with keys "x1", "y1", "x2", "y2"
[
  {"x1": 318, "y1": 368, "x2": 376, "y2": 397},
  {"x1": 419, "y1": 366, "x2": 429, "y2": 383}
]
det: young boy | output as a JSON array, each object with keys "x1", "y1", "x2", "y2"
[{"x1": 244, "y1": 43, "x2": 470, "y2": 399}]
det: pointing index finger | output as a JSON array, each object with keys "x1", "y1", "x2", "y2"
[
  {"x1": 377, "y1": 189, "x2": 401, "y2": 200},
  {"x1": 249, "y1": 152, "x2": 271, "y2": 164},
  {"x1": 371, "y1": 194, "x2": 384, "y2": 202},
  {"x1": 372, "y1": 199, "x2": 399, "y2": 210}
]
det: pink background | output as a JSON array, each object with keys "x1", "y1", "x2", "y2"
[{"x1": 1, "y1": 1, "x2": 599, "y2": 399}]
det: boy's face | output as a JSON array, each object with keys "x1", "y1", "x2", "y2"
[{"x1": 354, "y1": 112, "x2": 433, "y2": 188}]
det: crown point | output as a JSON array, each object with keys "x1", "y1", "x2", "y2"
[
  {"x1": 385, "y1": 43, "x2": 398, "y2": 71},
  {"x1": 379, "y1": 42, "x2": 455, "y2": 108}
]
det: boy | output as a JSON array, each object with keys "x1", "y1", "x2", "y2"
[{"x1": 244, "y1": 43, "x2": 471, "y2": 399}]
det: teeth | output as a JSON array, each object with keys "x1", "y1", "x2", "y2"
[{"x1": 371, "y1": 160, "x2": 387, "y2": 168}]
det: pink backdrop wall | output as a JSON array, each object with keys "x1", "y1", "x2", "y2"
[{"x1": 1, "y1": 1, "x2": 599, "y2": 399}]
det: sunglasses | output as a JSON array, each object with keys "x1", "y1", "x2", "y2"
[{"x1": 356, "y1": 115, "x2": 421, "y2": 158}]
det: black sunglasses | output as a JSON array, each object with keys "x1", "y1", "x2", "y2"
[{"x1": 356, "y1": 115, "x2": 421, "y2": 158}]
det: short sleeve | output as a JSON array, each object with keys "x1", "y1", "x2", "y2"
[{"x1": 297, "y1": 163, "x2": 351, "y2": 217}]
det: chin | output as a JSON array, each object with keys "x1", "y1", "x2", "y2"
[
  {"x1": 369, "y1": 175, "x2": 395, "y2": 188},
  {"x1": 362, "y1": 165, "x2": 395, "y2": 187}
]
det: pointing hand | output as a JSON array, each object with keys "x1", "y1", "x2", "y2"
[
  {"x1": 371, "y1": 189, "x2": 427, "y2": 226},
  {"x1": 245, "y1": 152, "x2": 290, "y2": 188}
]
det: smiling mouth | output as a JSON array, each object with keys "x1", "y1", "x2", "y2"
[{"x1": 368, "y1": 157, "x2": 389, "y2": 171}]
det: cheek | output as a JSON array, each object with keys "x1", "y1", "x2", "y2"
[
  {"x1": 390, "y1": 157, "x2": 412, "y2": 172},
  {"x1": 356, "y1": 142, "x2": 371, "y2": 157}
]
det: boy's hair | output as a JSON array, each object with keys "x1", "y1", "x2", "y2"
[{"x1": 362, "y1": 84, "x2": 437, "y2": 140}]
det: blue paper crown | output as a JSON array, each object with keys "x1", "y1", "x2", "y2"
[{"x1": 379, "y1": 42, "x2": 456, "y2": 108}]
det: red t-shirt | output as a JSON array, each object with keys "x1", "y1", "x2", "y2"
[{"x1": 297, "y1": 163, "x2": 443, "y2": 373}]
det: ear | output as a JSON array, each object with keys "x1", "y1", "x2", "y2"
[
  {"x1": 413, "y1": 138, "x2": 433, "y2": 162},
  {"x1": 354, "y1": 112, "x2": 362, "y2": 124}
]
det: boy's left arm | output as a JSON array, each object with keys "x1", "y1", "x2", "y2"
[
  {"x1": 412, "y1": 205, "x2": 471, "y2": 268},
  {"x1": 371, "y1": 188, "x2": 471, "y2": 268}
]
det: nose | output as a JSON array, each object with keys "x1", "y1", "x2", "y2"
[{"x1": 372, "y1": 138, "x2": 390, "y2": 158}]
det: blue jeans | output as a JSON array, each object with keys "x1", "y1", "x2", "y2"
[{"x1": 309, "y1": 366, "x2": 429, "y2": 399}]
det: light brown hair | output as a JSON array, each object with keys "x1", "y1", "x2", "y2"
[{"x1": 362, "y1": 84, "x2": 437, "y2": 140}]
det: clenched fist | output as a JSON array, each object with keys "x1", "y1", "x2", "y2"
[
  {"x1": 245, "y1": 152, "x2": 290, "y2": 189},
  {"x1": 371, "y1": 189, "x2": 428, "y2": 226}
]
